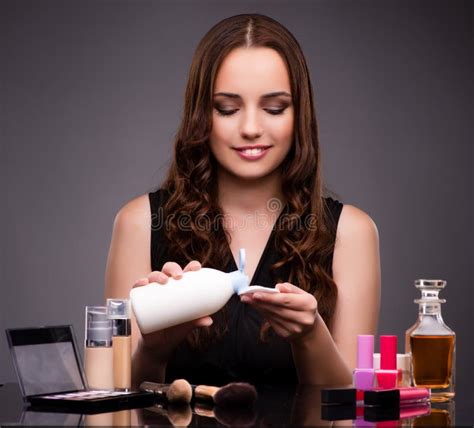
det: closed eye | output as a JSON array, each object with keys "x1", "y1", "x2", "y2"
[
  {"x1": 265, "y1": 107, "x2": 287, "y2": 115},
  {"x1": 215, "y1": 108, "x2": 238, "y2": 116},
  {"x1": 215, "y1": 107, "x2": 288, "y2": 117}
]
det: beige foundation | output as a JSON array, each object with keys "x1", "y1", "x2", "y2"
[
  {"x1": 84, "y1": 346, "x2": 114, "y2": 390},
  {"x1": 107, "y1": 299, "x2": 132, "y2": 390},
  {"x1": 113, "y1": 335, "x2": 131, "y2": 389},
  {"x1": 84, "y1": 306, "x2": 114, "y2": 390}
]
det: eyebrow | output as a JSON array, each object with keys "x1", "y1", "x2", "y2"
[{"x1": 213, "y1": 91, "x2": 292, "y2": 99}]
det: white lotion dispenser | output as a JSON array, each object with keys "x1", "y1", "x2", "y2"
[{"x1": 130, "y1": 248, "x2": 277, "y2": 334}]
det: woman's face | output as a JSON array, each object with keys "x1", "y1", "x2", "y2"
[{"x1": 209, "y1": 47, "x2": 294, "y2": 181}]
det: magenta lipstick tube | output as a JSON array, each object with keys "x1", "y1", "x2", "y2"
[{"x1": 376, "y1": 335, "x2": 398, "y2": 389}]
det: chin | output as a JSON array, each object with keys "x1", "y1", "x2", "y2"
[{"x1": 223, "y1": 165, "x2": 280, "y2": 182}]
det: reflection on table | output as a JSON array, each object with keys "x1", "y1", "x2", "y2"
[{"x1": 1, "y1": 383, "x2": 457, "y2": 426}]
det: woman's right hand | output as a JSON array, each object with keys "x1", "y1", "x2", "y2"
[{"x1": 132, "y1": 260, "x2": 213, "y2": 363}]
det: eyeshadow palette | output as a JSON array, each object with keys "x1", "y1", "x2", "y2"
[
  {"x1": 6, "y1": 326, "x2": 155, "y2": 414},
  {"x1": 41, "y1": 390, "x2": 133, "y2": 400}
]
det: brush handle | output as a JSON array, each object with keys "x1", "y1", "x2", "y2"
[
  {"x1": 194, "y1": 385, "x2": 219, "y2": 401},
  {"x1": 140, "y1": 381, "x2": 170, "y2": 397}
]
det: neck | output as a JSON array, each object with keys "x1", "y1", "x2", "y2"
[{"x1": 216, "y1": 168, "x2": 285, "y2": 215}]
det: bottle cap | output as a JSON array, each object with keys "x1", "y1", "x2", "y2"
[
  {"x1": 357, "y1": 335, "x2": 374, "y2": 369},
  {"x1": 230, "y1": 248, "x2": 249, "y2": 294},
  {"x1": 414, "y1": 279, "x2": 447, "y2": 304},
  {"x1": 106, "y1": 299, "x2": 131, "y2": 319},
  {"x1": 229, "y1": 270, "x2": 249, "y2": 294},
  {"x1": 85, "y1": 306, "x2": 112, "y2": 344},
  {"x1": 397, "y1": 353, "x2": 411, "y2": 371},
  {"x1": 380, "y1": 335, "x2": 397, "y2": 370},
  {"x1": 373, "y1": 353, "x2": 410, "y2": 371},
  {"x1": 415, "y1": 279, "x2": 446, "y2": 289}
]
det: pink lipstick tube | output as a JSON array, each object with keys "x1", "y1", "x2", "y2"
[
  {"x1": 364, "y1": 386, "x2": 431, "y2": 406},
  {"x1": 353, "y1": 335, "x2": 375, "y2": 391}
]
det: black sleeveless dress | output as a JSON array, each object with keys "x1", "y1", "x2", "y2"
[{"x1": 148, "y1": 189, "x2": 343, "y2": 385}]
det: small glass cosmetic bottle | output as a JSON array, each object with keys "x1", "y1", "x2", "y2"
[
  {"x1": 84, "y1": 306, "x2": 114, "y2": 390},
  {"x1": 107, "y1": 299, "x2": 132, "y2": 391},
  {"x1": 405, "y1": 279, "x2": 455, "y2": 402}
]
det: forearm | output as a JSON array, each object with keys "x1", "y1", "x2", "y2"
[
  {"x1": 291, "y1": 313, "x2": 352, "y2": 385},
  {"x1": 131, "y1": 338, "x2": 167, "y2": 388}
]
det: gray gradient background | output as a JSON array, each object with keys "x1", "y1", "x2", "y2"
[{"x1": 1, "y1": 0, "x2": 472, "y2": 421}]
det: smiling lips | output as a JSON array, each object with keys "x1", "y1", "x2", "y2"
[{"x1": 233, "y1": 145, "x2": 272, "y2": 160}]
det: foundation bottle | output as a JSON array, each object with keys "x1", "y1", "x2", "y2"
[
  {"x1": 84, "y1": 306, "x2": 114, "y2": 390},
  {"x1": 405, "y1": 279, "x2": 455, "y2": 402},
  {"x1": 107, "y1": 298, "x2": 131, "y2": 391}
]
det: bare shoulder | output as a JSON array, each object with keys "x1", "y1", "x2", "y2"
[
  {"x1": 113, "y1": 194, "x2": 151, "y2": 235},
  {"x1": 105, "y1": 194, "x2": 152, "y2": 298},
  {"x1": 336, "y1": 204, "x2": 379, "y2": 243}
]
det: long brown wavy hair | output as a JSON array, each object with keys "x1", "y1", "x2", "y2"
[{"x1": 161, "y1": 13, "x2": 339, "y2": 347}]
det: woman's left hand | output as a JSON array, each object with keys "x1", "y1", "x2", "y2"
[{"x1": 240, "y1": 282, "x2": 318, "y2": 343}]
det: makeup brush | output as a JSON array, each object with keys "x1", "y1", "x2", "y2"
[
  {"x1": 194, "y1": 382, "x2": 258, "y2": 407},
  {"x1": 141, "y1": 380, "x2": 258, "y2": 406},
  {"x1": 140, "y1": 379, "x2": 193, "y2": 404}
]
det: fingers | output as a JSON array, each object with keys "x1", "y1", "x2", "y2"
[
  {"x1": 276, "y1": 282, "x2": 306, "y2": 294},
  {"x1": 133, "y1": 260, "x2": 202, "y2": 290},
  {"x1": 133, "y1": 271, "x2": 168, "y2": 288},
  {"x1": 162, "y1": 261, "x2": 184, "y2": 279},
  {"x1": 147, "y1": 271, "x2": 170, "y2": 284},
  {"x1": 266, "y1": 316, "x2": 291, "y2": 337},
  {"x1": 133, "y1": 277, "x2": 149, "y2": 288},
  {"x1": 242, "y1": 290, "x2": 316, "y2": 312},
  {"x1": 183, "y1": 260, "x2": 201, "y2": 272},
  {"x1": 191, "y1": 316, "x2": 213, "y2": 328},
  {"x1": 249, "y1": 302, "x2": 299, "y2": 322}
]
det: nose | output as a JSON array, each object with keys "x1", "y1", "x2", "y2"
[{"x1": 240, "y1": 107, "x2": 263, "y2": 140}]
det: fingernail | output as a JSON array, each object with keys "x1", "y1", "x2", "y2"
[{"x1": 253, "y1": 293, "x2": 263, "y2": 299}]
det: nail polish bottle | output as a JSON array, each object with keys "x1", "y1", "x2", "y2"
[
  {"x1": 353, "y1": 335, "x2": 375, "y2": 390},
  {"x1": 376, "y1": 335, "x2": 398, "y2": 389},
  {"x1": 374, "y1": 352, "x2": 411, "y2": 387}
]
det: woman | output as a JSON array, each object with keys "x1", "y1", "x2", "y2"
[{"x1": 105, "y1": 13, "x2": 380, "y2": 386}]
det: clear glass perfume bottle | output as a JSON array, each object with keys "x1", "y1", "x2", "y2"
[{"x1": 405, "y1": 279, "x2": 455, "y2": 402}]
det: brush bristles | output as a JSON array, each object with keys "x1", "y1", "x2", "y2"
[
  {"x1": 214, "y1": 382, "x2": 257, "y2": 407},
  {"x1": 167, "y1": 379, "x2": 193, "y2": 403}
]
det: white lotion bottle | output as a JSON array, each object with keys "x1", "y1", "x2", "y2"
[{"x1": 130, "y1": 248, "x2": 277, "y2": 334}]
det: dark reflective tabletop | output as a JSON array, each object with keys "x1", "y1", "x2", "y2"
[{"x1": 0, "y1": 383, "x2": 471, "y2": 426}]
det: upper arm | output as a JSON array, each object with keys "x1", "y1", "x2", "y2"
[
  {"x1": 104, "y1": 194, "x2": 151, "y2": 352},
  {"x1": 330, "y1": 204, "x2": 381, "y2": 370}
]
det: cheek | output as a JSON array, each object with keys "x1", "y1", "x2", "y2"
[
  {"x1": 266, "y1": 115, "x2": 294, "y2": 144},
  {"x1": 209, "y1": 116, "x2": 235, "y2": 150}
]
